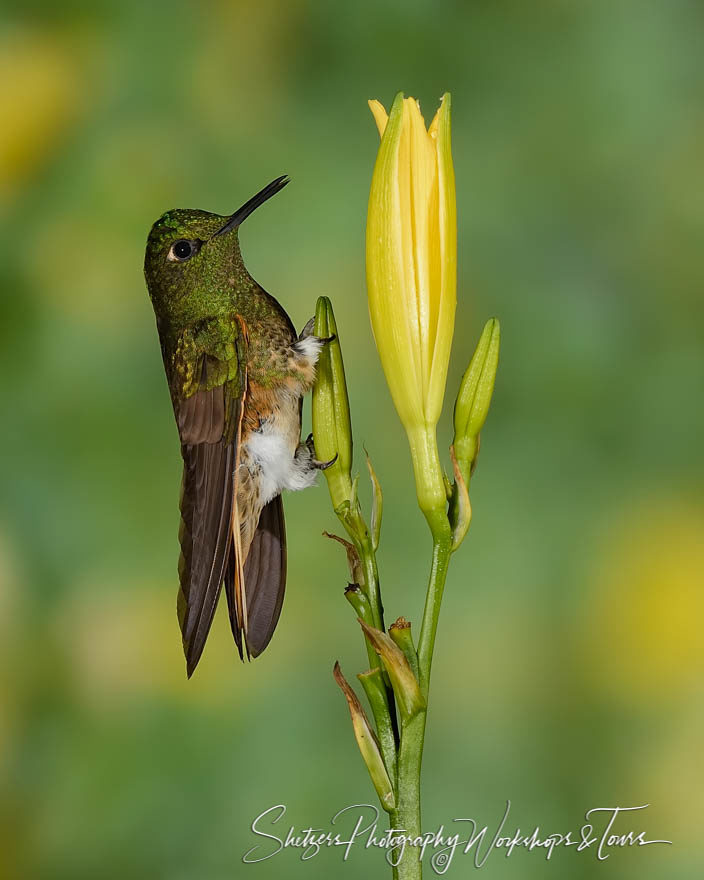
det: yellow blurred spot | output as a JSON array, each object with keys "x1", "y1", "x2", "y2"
[
  {"x1": 0, "y1": 30, "x2": 80, "y2": 200},
  {"x1": 55, "y1": 577, "x2": 250, "y2": 710},
  {"x1": 633, "y1": 703, "x2": 704, "y2": 839},
  {"x1": 26, "y1": 213, "x2": 141, "y2": 327},
  {"x1": 582, "y1": 501, "x2": 704, "y2": 704}
]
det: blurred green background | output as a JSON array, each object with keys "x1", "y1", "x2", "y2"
[{"x1": 1, "y1": 1, "x2": 703, "y2": 878}]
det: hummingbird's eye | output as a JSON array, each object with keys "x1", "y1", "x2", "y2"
[{"x1": 168, "y1": 239, "x2": 200, "y2": 262}]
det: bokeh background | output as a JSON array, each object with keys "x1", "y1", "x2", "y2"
[{"x1": 1, "y1": 1, "x2": 703, "y2": 878}]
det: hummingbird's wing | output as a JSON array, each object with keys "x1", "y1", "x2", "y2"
[
  {"x1": 225, "y1": 492, "x2": 287, "y2": 659},
  {"x1": 171, "y1": 314, "x2": 249, "y2": 677}
]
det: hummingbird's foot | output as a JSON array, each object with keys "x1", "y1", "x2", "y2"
[
  {"x1": 304, "y1": 433, "x2": 338, "y2": 470},
  {"x1": 297, "y1": 317, "x2": 336, "y2": 346}
]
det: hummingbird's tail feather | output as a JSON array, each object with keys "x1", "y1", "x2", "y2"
[
  {"x1": 242, "y1": 494, "x2": 287, "y2": 658},
  {"x1": 225, "y1": 491, "x2": 288, "y2": 660},
  {"x1": 224, "y1": 547, "x2": 244, "y2": 661}
]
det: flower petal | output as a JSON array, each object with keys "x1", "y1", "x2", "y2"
[
  {"x1": 427, "y1": 92, "x2": 456, "y2": 424},
  {"x1": 366, "y1": 92, "x2": 424, "y2": 427},
  {"x1": 368, "y1": 99, "x2": 389, "y2": 138}
]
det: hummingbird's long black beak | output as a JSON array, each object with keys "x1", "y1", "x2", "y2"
[{"x1": 213, "y1": 175, "x2": 290, "y2": 238}]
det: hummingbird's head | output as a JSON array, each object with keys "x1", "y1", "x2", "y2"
[{"x1": 144, "y1": 176, "x2": 289, "y2": 327}]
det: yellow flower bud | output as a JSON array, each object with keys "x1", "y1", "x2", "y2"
[{"x1": 366, "y1": 92, "x2": 456, "y2": 526}]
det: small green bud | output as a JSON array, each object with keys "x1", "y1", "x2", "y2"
[
  {"x1": 333, "y1": 662, "x2": 395, "y2": 811},
  {"x1": 358, "y1": 620, "x2": 425, "y2": 722},
  {"x1": 452, "y1": 318, "x2": 500, "y2": 479},
  {"x1": 344, "y1": 583, "x2": 373, "y2": 622},
  {"x1": 312, "y1": 297, "x2": 354, "y2": 510},
  {"x1": 388, "y1": 617, "x2": 419, "y2": 680}
]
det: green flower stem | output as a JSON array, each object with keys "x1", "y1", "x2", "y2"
[
  {"x1": 356, "y1": 528, "x2": 401, "y2": 747},
  {"x1": 345, "y1": 585, "x2": 383, "y2": 675},
  {"x1": 358, "y1": 668, "x2": 398, "y2": 785},
  {"x1": 346, "y1": 505, "x2": 385, "y2": 631},
  {"x1": 336, "y1": 508, "x2": 385, "y2": 670},
  {"x1": 392, "y1": 712, "x2": 425, "y2": 880},
  {"x1": 417, "y1": 529, "x2": 453, "y2": 696},
  {"x1": 360, "y1": 533, "x2": 385, "y2": 632},
  {"x1": 393, "y1": 529, "x2": 453, "y2": 880},
  {"x1": 341, "y1": 504, "x2": 401, "y2": 748}
]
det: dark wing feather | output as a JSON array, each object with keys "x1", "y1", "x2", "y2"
[
  {"x1": 177, "y1": 387, "x2": 226, "y2": 444},
  {"x1": 170, "y1": 316, "x2": 248, "y2": 678},
  {"x1": 178, "y1": 426, "x2": 235, "y2": 677},
  {"x1": 225, "y1": 494, "x2": 287, "y2": 659}
]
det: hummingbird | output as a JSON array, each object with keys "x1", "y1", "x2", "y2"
[{"x1": 144, "y1": 176, "x2": 331, "y2": 677}]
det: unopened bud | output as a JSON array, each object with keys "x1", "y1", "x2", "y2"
[
  {"x1": 452, "y1": 318, "x2": 500, "y2": 479},
  {"x1": 344, "y1": 583, "x2": 372, "y2": 621},
  {"x1": 312, "y1": 297, "x2": 354, "y2": 510},
  {"x1": 358, "y1": 620, "x2": 425, "y2": 722},
  {"x1": 388, "y1": 617, "x2": 419, "y2": 680}
]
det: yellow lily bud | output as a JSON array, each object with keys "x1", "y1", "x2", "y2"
[{"x1": 366, "y1": 92, "x2": 456, "y2": 525}]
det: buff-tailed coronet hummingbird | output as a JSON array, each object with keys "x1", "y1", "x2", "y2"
[{"x1": 144, "y1": 176, "x2": 332, "y2": 677}]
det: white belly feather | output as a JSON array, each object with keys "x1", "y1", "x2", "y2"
[{"x1": 245, "y1": 419, "x2": 317, "y2": 506}]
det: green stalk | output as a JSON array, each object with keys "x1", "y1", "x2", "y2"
[
  {"x1": 355, "y1": 527, "x2": 400, "y2": 747},
  {"x1": 342, "y1": 504, "x2": 400, "y2": 746},
  {"x1": 391, "y1": 527, "x2": 453, "y2": 879},
  {"x1": 417, "y1": 529, "x2": 453, "y2": 696},
  {"x1": 358, "y1": 668, "x2": 398, "y2": 784},
  {"x1": 361, "y1": 535, "x2": 385, "y2": 631},
  {"x1": 345, "y1": 584, "x2": 384, "y2": 675},
  {"x1": 392, "y1": 710, "x2": 425, "y2": 880},
  {"x1": 347, "y1": 506, "x2": 385, "y2": 632}
]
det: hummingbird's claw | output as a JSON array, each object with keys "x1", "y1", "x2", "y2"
[
  {"x1": 305, "y1": 433, "x2": 338, "y2": 470},
  {"x1": 297, "y1": 318, "x2": 335, "y2": 346}
]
